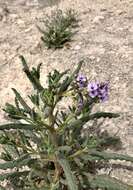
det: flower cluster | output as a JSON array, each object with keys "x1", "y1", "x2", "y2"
[
  {"x1": 76, "y1": 74, "x2": 109, "y2": 102},
  {"x1": 76, "y1": 74, "x2": 87, "y2": 88},
  {"x1": 88, "y1": 82, "x2": 109, "y2": 102}
]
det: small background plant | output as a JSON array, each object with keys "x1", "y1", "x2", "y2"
[
  {"x1": 37, "y1": 9, "x2": 78, "y2": 49},
  {"x1": 0, "y1": 57, "x2": 133, "y2": 190}
]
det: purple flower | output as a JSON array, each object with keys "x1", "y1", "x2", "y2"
[
  {"x1": 98, "y1": 83, "x2": 108, "y2": 94},
  {"x1": 98, "y1": 83, "x2": 109, "y2": 102},
  {"x1": 88, "y1": 82, "x2": 99, "y2": 91},
  {"x1": 87, "y1": 82, "x2": 99, "y2": 98},
  {"x1": 76, "y1": 74, "x2": 87, "y2": 88},
  {"x1": 88, "y1": 82, "x2": 109, "y2": 102},
  {"x1": 99, "y1": 93, "x2": 108, "y2": 102}
]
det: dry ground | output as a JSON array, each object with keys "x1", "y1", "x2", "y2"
[{"x1": 0, "y1": 0, "x2": 133, "y2": 186}]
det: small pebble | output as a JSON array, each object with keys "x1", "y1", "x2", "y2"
[
  {"x1": 82, "y1": 29, "x2": 88, "y2": 34},
  {"x1": 100, "y1": 8, "x2": 107, "y2": 12},
  {"x1": 74, "y1": 45, "x2": 81, "y2": 50},
  {"x1": 93, "y1": 16, "x2": 105, "y2": 24},
  {"x1": 89, "y1": 55, "x2": 95, "y2": 60},
  {"x1": 96, "y1": 57, "x2": 100, "y2": 62},
  {"x1": 25, "y1": 28, "x2": 32, "y2": 33},
  {"x1": 10, "y1": 14, "x2": 18, "y2": 19},
  {"x1": 17, "y1": 19, "x2": 25, "y2": 28},
  {"x1": 117, "y1": 9, "x2": 124, "y2": 15}
]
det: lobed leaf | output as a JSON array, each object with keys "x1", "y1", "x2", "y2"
[
  {"x1": 12, "y1": 88, "x2": 31, "y2": 113},
  {"x1": 0, "y1": 170, "x2": 29, "y2": 181},
  {"x1": 86, "y1": 112, "x2": 120, "y2": 120},
  {"x1": 19, "y1": 55, "x2": 44, "y2": 91},
  {"x1": 58, "y1": 157, "x2": 78, "y2": 190},
  {"x1": 90, "y1": 175, "x2": 133, "y2": 190},
  {"x1": 89, "y1": 150, "x2": 133, "y2": 162},
  {"x1": 67, "y1": 112, "x2": 119, "y2": 132},
  {"x1": 58, "y1": 60, "x2": 83, "y2": 94},
  {"x1": 0, "y1": 123, "x2": 35, "y2": 130},
  {"x1": 0, "y1": 154, "x2": 34, "y2": 170}
]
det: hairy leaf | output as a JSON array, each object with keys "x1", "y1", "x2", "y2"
[
  {"x1": 58, "y1": 157, "x2": 78, "y2": 190},
  {"x1": 0, "y1": 154, "x2": 35, "y2": 170},
  {"x1": 58, "y1": 60, "x2": 83, "y2": 94},
  {"x1": 89, "y1": 150, "x2": 133, "y2": 162},
  {"x1": 90, "y1": 175, "x2": 133, "y2": 190},
  {"x1": 0, "y1": 123, "x2": 35, "y2": 130},
  {"x1": 20, "y1": 55, "x2": 44, "y2": 91},
  {"x1": 0, "y1": 171, "x2": 29, "y2": 181},
  {"x1": 12, "y1": 88, "x2": 31, "y2": 113}
]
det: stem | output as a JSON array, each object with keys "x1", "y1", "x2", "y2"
[
  {"x1": 69, "y1": 147, "x2": 88, "y2": 159},
  {"x1": 48, "y1": 107, "x2": 62, "y2": 183},
  {"x1": 35, "y1": 104, "x2": 56, "y2": 132}
]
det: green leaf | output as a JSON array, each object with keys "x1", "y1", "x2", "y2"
[
  {"x1": 31, "y1": 63, "x2": 42, "y2": 79},
  {"x1": 0, "y1": 123, "x2": 35, "y2": 130},
  {"x1": 99, "y1": 136, "x2": 121, "y2": 147},
  {"x1": 86, "y1": 112, "x2": 120, "y2": 121},
  {"x1": 48, "y1": 69, "x2": 69, "y2": 89},
  {"x1": 89, "y1": 150, "x2": 133, "y2": 162},
  {"x1": 0, "y1": 171, "x2": 29, "y2": 181},
  {"x1": 18, "y1": 130, "x2": 32, "y2": 148},
  {"x1": 66, "y1": 112, "x2": 120, "y2": 139},
  {"x1": 1, "y1": 151, "x2": 13, "y2": 161},
  {"x1": 19, "y1": 55, "x2": 44, "y2": 91},
  {"x1": 40, "y1": 89, "x2": 54, "y2": 106},
  {"x1": 68, "y1": 112, "x2": 119, "y2": 130},
  {"x1": 90, "y1": 175, "x2": 133, "y2": 190},
  {"x1": 29, "y1": 93, "x2": 39, "y2": 106},
  {"x1": 81, "y1": 154, "x2": 101, "y2": 162},
  {"x1": 58, "y1": 157, "x2": 78, "y2": 190},
  {"x1": 57, "y1": 146, "x2": 72, "y2": 153},
  {"x1": 1, "y1": 145, "x2": 19, "y2": 161},
  {"x1": 58, "y1": 60, "x2": 83, "y2": 94},
  {"x1": 12, "y1": 88, "x2": 31, "y2": 113},
  {"x1": 3, "y1": 103, "x2": 26, "y2": 119},
  {"x1": 50, "y1": 182, "x2": 59, "y2": 190},
  {"x1": 0, "y1": 154, "x2": 34, "y2": 170}
]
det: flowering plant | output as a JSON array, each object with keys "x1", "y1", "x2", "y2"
[{"x1": 0, "y1": 57, "x2": 133, "y2": 190}]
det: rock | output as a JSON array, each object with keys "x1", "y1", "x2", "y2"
[
  {"x1": 117, "y1": 9, "x2": 125, "y2": 15},
  {"x1": 96, "y1": 57, "x2": 100, "y2": 62},
  {"x1": 79, "y1": 42, "x2": 83, "y2": 45},
  {"x1": 25, "y1": 28, "x2": 32, "y2": 33},
  {"x1": 92, "y1": 16, "x2": 105, "y2": 24},
  {"x1": 91, "y1": 25, "x2": 96, "y2": 29},
  {"x1": 89, "y1": 55, "x2": 95, "y2": 60},
  {"x1": 74, "y1": 45, "x2": 81, "y2": 50},
  {"x1": 100, "y1": 8, "x2": 107, "y2": 12},
  {"x1": 10, "y1": 14, "x2": 19, "y2": 19},
  {"x1": 17, "y1": 19, "x2": 25, "y2": 28},
  {"x1": 82, "y1": 28, "x2": 88, "y2": 34}
]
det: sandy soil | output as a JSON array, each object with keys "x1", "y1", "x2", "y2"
[{"x1": 0, "y1": 0, "x2": 133, "y2": 186}]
